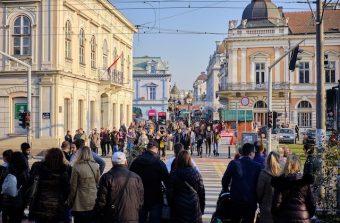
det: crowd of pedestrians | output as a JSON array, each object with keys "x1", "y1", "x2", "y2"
[{"x1": 0, "y1": 118, "x2": 319, "y2": 223}]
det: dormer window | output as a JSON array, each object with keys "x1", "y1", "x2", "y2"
[{"x1": 151, "y1": 64, "x2": 156, "y2": 74}]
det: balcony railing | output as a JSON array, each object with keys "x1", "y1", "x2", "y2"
[
  {"x1": 98, "y1": 68, "x2": 124, "y2": 85},
  {"x1": 219, "y1": 82, "x2": 291, "y2": 91}
]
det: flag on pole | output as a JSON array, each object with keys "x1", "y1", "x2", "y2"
[{"x1": 107, "y1": 52, "x2": 123, "y2": 72}]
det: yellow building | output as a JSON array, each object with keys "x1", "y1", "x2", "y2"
[
  {"x1": 0, "y1": 0, "x2": 136, "y2": 149},
  {"x1": 217, "y1": 0, "x2": 340, "y2": 131}
]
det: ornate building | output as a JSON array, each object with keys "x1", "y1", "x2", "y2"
[
  {"x1": 0, "y1": 0, "x2": 136, "y2": 149},
  {"x1": 193, "y1": 72, "x2": 207, "y2": 105},
  {"x1": 217, "y1": 0, "x2": 340, "y2": 131},
  {"x1": 133, "y1": 56, "x2": 171, "y2": 119}
]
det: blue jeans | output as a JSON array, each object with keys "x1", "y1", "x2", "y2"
[
  {"x1": 213, "y1": 143, "x2": 219, "y2": 154},
  {"x1": 127, "y1": 142, "x2": 134, "y2": 152},
  {"x1": 139, "y1": 204, "x2": 162, "y2": 223},
  {"x1": 111, "y1": 144, "x2": 118, "y2": 154}
]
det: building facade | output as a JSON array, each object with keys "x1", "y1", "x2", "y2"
[
  {"x1": 0, "y1": 0, "x2": 136, "y2": 149},
  {"x1": 193, "y1": 72, "x2": 207, "y2": 105},
  {"x1": 217, "y1": 0, "x2": 340, "y2": 132},
  {"x1": 133, "y1": 56, "x2": 171, "y2": 119}
]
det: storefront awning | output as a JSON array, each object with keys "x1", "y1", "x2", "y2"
[
  {"x1": 148, "y1": 109, "x2": 157, "y2": 117},
  {"x1": 220, "y1": 109, "x2": 253, "y2": 122}
]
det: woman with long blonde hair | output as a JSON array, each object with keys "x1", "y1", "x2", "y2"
[
  {"x1": 68, "y1": 146, "x2": 100, "y2": 223},
  {"x1": 271, "y1": 155, "x2": 315, "y2": 223},
  {"x1": 256, "y1": 151, "x2": 281, "y2": 223}
]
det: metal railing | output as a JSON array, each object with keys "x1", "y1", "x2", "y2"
[{"x1": 98, "y1": 68, "x2": 124, "y2": 85}]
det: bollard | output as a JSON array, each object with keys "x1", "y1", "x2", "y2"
[{"x1": 228, "y1": 146, "x2": 231, "y2": 159}]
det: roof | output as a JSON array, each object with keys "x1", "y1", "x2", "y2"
[
  {"x1": 284, "y1": 9, "x2": 340, "y2": 34},
  {"x1": 195, "y1": 72, "x2": 207, "y2": 82},
  {"x1": 133, "y1": 56, "x2": 169, "y2": 71}
]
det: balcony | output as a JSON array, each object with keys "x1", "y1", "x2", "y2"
[
  {"x1": 98, "y1": 68, "x2": 124, "y2": 86},
  {"x1": 219, "y1": 82, "x2": 291, "y2": 92}
]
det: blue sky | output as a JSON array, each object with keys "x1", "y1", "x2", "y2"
[{"x1": 110, "y1": 0, "x2": 311, "y2": 89}]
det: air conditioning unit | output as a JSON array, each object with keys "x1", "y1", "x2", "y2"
[
  {"x1": 279, "y1": 92, "x2": 284, "y2": 97},
  {"x1": 236, "y1": 92, "x2": 241, "y2": 97}
]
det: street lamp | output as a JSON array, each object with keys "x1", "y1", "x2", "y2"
[{"x1": 186, "y1": 93, "x2": 193, "y2": 126}]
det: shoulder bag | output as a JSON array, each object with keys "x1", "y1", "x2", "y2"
[{"x1": 161, "y1": 182, "x2": 171, "y2": 220}]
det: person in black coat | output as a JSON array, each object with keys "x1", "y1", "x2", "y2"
[
  {"x1": 130, "y1": 140, "x2": 169, "y2": 223},
  {"x1": 93, "y1": 152, "x2": 144, "y2": 223},
  {"x1": 272, "y1": 154, "x2": 315, "y2": 223},
  {"x1": 222, "y1": 143, "x2": 262, "y2": 222},
  {"x1": 168, "y1": 150, "x2": 205, "y2": 223}
]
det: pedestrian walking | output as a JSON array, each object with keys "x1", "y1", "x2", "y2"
[
  {"x1": 165, "y1": 143, "x2": 199, "y2": 173},
  {"x1": 1, "y1": 152, "x2": 29, "y2": 223},
  {"x1": 212, "y1": 129, "x2": 221, "y2": 156},
  {"x1": 89, "y1": 128, "x2": 101, "y2": 154},
  {"x1": 65, "y1": 130, "x2": 73, "y2": 144},
  {"x1": 28, "y1": 148, "x2": 70, "y2": 223},
  {"x1": 295, "y1": 125, "x2": 300, "y2": 142},
  {"x1": 196, "y1": 129, "x2": 204, "y2": 158},
  {"x1": 137, "y1": 130, "x2": 149, "y2": 150},
  {"x1": 182, "y1": 127, "x2": 191, "y2": 151},
  {"x1": 253, "y1": 141, "x2": 265, "y2": 169},
  {"x1": 126, "y1": 127, "x2": 136, "y2": 154},
  {"x1": 110, "y1": 127, "x2": 119, "y2": 154},
  {"x1": 222, "y1": 143, "x2": 262, "y2": 222},
  {"x1": 271, "y1": 155, "x2": 315, "y2": 223},
  {"x1": 303, "y1": 144, "x2": 318, "y2": 183},
  {"x1": 168, "y1": 150, "x2": 205, "y2": 223},
  {"x1": 20, "y1": 142, "x2": 31, "y2": 168},
  {"x1": 256, "y1": 151, "x2": 281, "y2": 223},
  {"x1": 204, "y1": 126, "x2": 213, "y2": 157},
  {"x1": 93, "y1": 152, "x2": 144, "y2": 223},
  {"x1": 130, "y1": 140, "x2": 169, "y2": 223},
  {"x1": 100, "y1": 128, "x2": 110, "y2": 156},
  {"x1": 61, "y1": 141, "x2": 72, "y2": 161},
  {"x1": 117, "y1": 128, "x2": 126, "y2": 152},
  {"x1": 68, "y1": 146, "x2": 99, "y2": 223}
]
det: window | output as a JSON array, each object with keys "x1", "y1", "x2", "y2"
[
  {"x1": 325, "y1": 61, "x2": 336, "y2": 83},
  {"x1": 121, "y1": 52, "x2": 124, "y2": 72},
  {"x1": 151, "y1": 64, "x2": 156, "y2": 74},
  {"x1": 103, "y1": 40, "x2": 108, "y2": 68},
  {"x1": 148, "y1": 87, "x2": 156, "y2": 100},
  {"x1": 78, "y1": 100, "x2": 84, "y2": 129},
  {"x1": 297, "y1": 101, "x2": 312, "y2": 127},
  {"x1": 255, "y1": 63, "x2": 265, "y2": 84},
  {"x1": 79, "y1": 29, "x2": 85, "y2": 64},
  {"x1": 299, "y1": 62, "x2": 310, "y2": 83},
  {"x1": 65, "y1": 21, "x2": 72, "y2": 59},
  {"x1": 127, "y1": 55, "x2": 131, "y2": 74},
  {"x1": 90, "y1": 36, "x2": 96, "y2": 68},
  {"x1": 13, "y1": 16, "x2": 31, "y2": 56},
  {"x1": 254, "y1": 101, "x2": 267, "y2": 109}
]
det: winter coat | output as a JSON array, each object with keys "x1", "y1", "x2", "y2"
[
  {"x1": 271, "y1": 174, "x2": 315, "y2": 223},
  {"x1": 93, "y1": 166, "x2": 144, "y2": 223},
  {"x1": 303, "y1": 155, "x2": 317, "y2": 182},
  {"x1": 90, "y1": 133, "x2": 101, "y2": 149},
  {"x1": 130, "y1": 150, "x2": 169, "y2": 208},
  {"x1": 222, "y1": 157, "x2": 261, "y2": 207},
  {"x1": 68, "y1": 160, "x2": 100, "y2": 211},
  {"x1": 28, "y1": 161, "x2": 70, "y2": 222},
  {"x1": 168, "y1": 167, "x2": 205, "y2": 223},
  {"x1": 256, "y1": 169, "x2": 275, "y2": 223}
]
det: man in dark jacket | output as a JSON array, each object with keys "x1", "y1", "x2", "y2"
[
  {"x1": 303, "y1": 144, "x2": 318, "y2": 183},
  {"x1": 253, "y1": 141, "x2": 265, "y2": 169},
  {"x1": 130, "y1": 140, "x2": 169, "y2": 223},
  {"x1": 94, "y1": 152, "x2": 144, "y2": 223},
  {"x1": 222, "y1": 143, "x2": 262, "y2": 222}
]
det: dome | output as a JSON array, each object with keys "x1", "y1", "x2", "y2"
[
  {"x1": 170, "y1": 84, "x2": 180, "y2": 95},
  {"x1": 241, "y1": 0, "x2": 284, "y2": 27}
]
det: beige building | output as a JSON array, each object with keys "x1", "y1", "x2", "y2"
[
  {"x1": 217, "y1": 0, "x2": 340, "y2": 132},
  {"x1": 193, "y1": 72, "x2": 207, "y2": 105},
  {"x1": 0, "y1": 0, "x2": 136, "y2": 149}
]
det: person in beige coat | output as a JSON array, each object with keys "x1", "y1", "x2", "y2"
[
  {"x1": 68, "y1": 146, "x2": 100, "y2": 223},
  {"x1": 256, "y1": 151, "x2": 281, "y2": 223}
]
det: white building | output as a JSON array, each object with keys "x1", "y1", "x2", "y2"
[
  {"x1": 193, "y1": 72, "x2": 207, "y2": 105},
  {"x1": 0, "y1": 0, "x2": 136, "y2": 150},
  {"x1": 133, "y1": 56, "x2": 171, "y2": 119}
]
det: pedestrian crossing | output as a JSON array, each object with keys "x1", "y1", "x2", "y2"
[{"x1": 195, "y1": 161, "x2": 227, "y2": 223}]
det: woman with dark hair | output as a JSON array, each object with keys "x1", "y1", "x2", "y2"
[
  {"x1": 2, "y1": 151, "x2": 29, "y2": 223},
  {"x1": 168, "y1": 150, "x2": 205, "y2": 223},
  {"x1": 28, "y1": 148, "x2": 70, "y2": 223}
]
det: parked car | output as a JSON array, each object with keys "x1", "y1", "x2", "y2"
[
  {"x1": 278, "y1": 128, "x2": 296, "y2": 144},
  {"x1": 303, "y1": 129, "x2": 316, "y2": 145}
]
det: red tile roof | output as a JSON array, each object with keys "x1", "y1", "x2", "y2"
[
  {"x1": 196, "y1": 72, "x2": 207, "y2": 81},
  {"x1": 284, "y1": 9, "x2": 340, "y2": 34}
]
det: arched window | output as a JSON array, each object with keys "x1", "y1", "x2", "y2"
[
  {"x1": 13, "y1": 16, "x2": 31, "y2": 56},
  {"x1": 102, "y1": 40, "x2": 108, "y2": 68},
  {"x1": 254, "y1": 101, "x2": 267, "y2": 109},
  {"x1": 79, "y1": 29, "x2": 85, "y2": 64},
  {"x1": 297, "y1": 101, "x2": 312, "y2": 127},
  {"x1": 65, "y1": 21, "x2": 72, "y2": 59},
  {"x1": 90, "y1": 36, "x2": 96, "y2": 68}
]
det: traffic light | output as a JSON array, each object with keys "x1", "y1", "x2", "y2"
[
  {"x1": 267, "y1": 111, "x2": 273, "y2": 128},
  {"x1": 18, "y1": 112, "x2": 26, "y2": 129},
  {"x1": 289, "y1": 46, "x2": 303, "y2": 71},
  {"x1": 273, "y1": 111, "x2": 278, "y2": 129},
  {"x1": 25, "y1": 112, "x2": 30, "y2": 128}
]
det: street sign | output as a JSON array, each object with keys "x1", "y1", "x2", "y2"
[
  {"x1": 213, "y1": 112, "x2": 219, "y2": 121},
  {"x1": 240, "y1": 96, "x2": 250, "y2": 106},
  {"x1": 42, "y1": 112, "x2": 50, "y2": 119}
]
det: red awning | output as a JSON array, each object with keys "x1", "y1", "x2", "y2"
[
  {"x1": 148, "y1": 109, "x2": 157, "y2": 116},
  {"x1": 158, "y1": 112, "x2": 166, "y2": 117}
]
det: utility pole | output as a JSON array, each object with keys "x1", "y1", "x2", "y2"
[
  {"x1": 0, "y1": 51, "x2": 32, "y2": 145},
  {"x1": 316, "y1": 0, "x2": 326, "y2": 152}
]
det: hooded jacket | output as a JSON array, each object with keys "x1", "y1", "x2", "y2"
[{"x1": 271, "y1": 174, "x2": 315, "y2": 223}]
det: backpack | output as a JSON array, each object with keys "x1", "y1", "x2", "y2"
[{"x1": 1, "y1": 174, "x2": 18, "y2": 197}]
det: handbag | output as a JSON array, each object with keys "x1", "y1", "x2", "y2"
[{"x1": 161, "y1": 182, "x2": 171, "y2": 220}]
